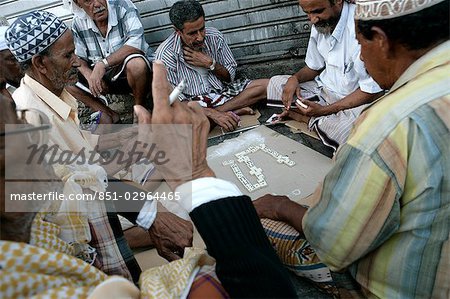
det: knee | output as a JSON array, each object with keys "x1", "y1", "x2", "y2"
[
  {"x1": 251, "y1": 79, "x2": 270, "y2": 97},
  {"x1": 267, "y1": 75, "x2": 290, "y2": 99},
  {"x1": 268, "y1": 75, "x2": 289, "y2": 87},
  {"x1": 126, "y1": 58, "x2": 149, "y2": 79}
]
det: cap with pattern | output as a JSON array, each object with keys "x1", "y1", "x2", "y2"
[
  {"x1": 5, "y1": 10, "x2": 67, "y2": 62},
  {"x1": 355, "y1": 0, "x2": 446, "y2": 20}
]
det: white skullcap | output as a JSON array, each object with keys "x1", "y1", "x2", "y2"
[{"x1": 355, "y1": 0, "x2": 446, "y2": 20}]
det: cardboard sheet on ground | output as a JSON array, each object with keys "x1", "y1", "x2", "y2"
[
  {"x1": 284, "y1": 120, "x2": 320, "y2": 140},
  {"x1": 207, "y1": 125, "x2": 332, "y2": 202},
  {"x1": 208, "y1": 110, "x2": 261, "y2": 138},
  {"x1": 154, "y1": 125, "x2": 332, "y2": 219}
]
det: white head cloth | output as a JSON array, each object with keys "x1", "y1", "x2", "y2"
[
  {"x1": 355, "y1": 0, "x2": 446, "y2": 20},
  {"x1": 62, "y1": 0, "x2": 89, "y2": 19},
  {"x1": 0, "y1": 26, "x2": 9, "y2": 51}
]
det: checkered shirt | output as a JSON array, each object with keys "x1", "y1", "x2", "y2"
[{"x1": 72, "y1": 0, "x2": 153, "y2": 64}]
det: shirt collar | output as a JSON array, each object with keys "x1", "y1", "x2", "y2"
[
  {"x1": 390, "y1": 40, "x2": 450, "y2": 92},
  {"x1": 173, "y1": 29, "x2": 212, "y2": 58},
  {"x1": 331, "y1": 2, "x2": 349, "y2": 43},
  {"x1": 173, "y1": 32, "x2": 183, "y2": 56},
  {"x1": 23, "y1": 74, "x2": 75, "y2": 120},
  {"x1": 107, "y1": 2, "x2": 118, "y2": 29}
]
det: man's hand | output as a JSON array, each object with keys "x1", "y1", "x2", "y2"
[
  {"x1": 147, "y1": 211, "x2": 194, "y2": 261},
  {"x1": 88, "y1": 62, "x2": 107, "y2": 97},
  {"x1": 254, "y1": 194, "x2": 308, "y2": 234},
  {"x1": 281, "y1": 76, "x2": 301, "y2": 109},
  {"x1": 133, "y1": 61, "x2": 215, "y2": 190},
  {"x1": 206, "y1": 109, "x2": 239, "y2": 132},
  {"x1": 183, "y1": 46, "x2": 213, "y2": 68},
  {"x1": 294, "y1": 99, "x2": 327, "y2": 117},
  {"x1": 253, "y1": 194, "x2": 291, "y2": 221}
]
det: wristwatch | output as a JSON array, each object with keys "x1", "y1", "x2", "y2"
[
  {"x1": 102, "y1": 58, "x2": 109, "y2": 68},
  {"x1": 209, "y1": 58, "x2": 216, "y2": 71}
]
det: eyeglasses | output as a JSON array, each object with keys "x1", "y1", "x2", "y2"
[{"x1": 1, "y1": 108, "x2": 52, "y2": 144}]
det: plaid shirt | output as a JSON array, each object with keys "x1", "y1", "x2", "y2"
[
  {"x1": 89, "y1": 201, "x2": 141, "y2": 284},
  {"x1": 72, "y1": 0, "x2": 153, "y2": 64},
  {"x1": 155, "y1": 27, "x2": 237, "y2": 100},
  {"x1": 303, "y1": 41, "x2": 450, "y2": 298}
]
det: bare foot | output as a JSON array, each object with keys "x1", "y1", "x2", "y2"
[
  {"x1": 233, "y1": 107, "x2": 254, "y2": 116},
  {"x1": 287, "y1": 109, "x2": 310, "y2": 123}
]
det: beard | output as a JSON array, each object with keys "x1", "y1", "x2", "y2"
[
  {"x1": 49, "y1": 68, "x2": 79, "y2": 90},
  {"x1": 314, "y1": 15, "x2": 340, "y2": 35}
]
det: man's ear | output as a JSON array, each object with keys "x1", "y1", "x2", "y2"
[
  {"x1": 370, "y1": 26, "x2": 393, "y2": 59},
  {"x1": 173, "y1": 25, "x2": 182, "y2": 35},
  {"x1": 31, "y1": 55, "x2": 48, "y2": 75}
]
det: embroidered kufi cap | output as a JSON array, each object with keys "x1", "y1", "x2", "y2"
[
  {"x1": 5, "y1": 10, "x2": 67, "y2": 62},
  {"x1": 355, "y1": 0, "x2": 446, "y2": 20}
]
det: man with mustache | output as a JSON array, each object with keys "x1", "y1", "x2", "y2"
[
  {"x1": 267, "y1": 0, "x2": 383, "y2": 151},
  {"x1": 65, "y1": 0, "x2": 153, "y2": 109},
  {"x1": 155, "y1": 0, "x2": 269, "y2": 133}
]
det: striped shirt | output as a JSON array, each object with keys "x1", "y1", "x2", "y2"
[
  {"x1": 155, "y1": 27, "x2": 237, "y2": 100},
  {"x1": 303, "y1": 40, "x2": 450, "y2": 298},
  {"x1": 71, "y1": 0, "x2": 153, "y2": 64}
]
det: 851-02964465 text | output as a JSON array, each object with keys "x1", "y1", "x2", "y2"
[{"x1": 94, "y1": 191, "x2": 181, "y2": 201}]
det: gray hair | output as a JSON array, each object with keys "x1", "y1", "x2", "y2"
[{"x1": 169, "y1": 0, "x2": 205, "y2": 30}]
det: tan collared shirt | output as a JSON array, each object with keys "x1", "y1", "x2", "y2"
[{"x1": 13, "y1": 74, "x2": 99, "y2": 154}]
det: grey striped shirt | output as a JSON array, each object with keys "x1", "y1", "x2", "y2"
[{"x1": 155, "y1": 27, "x2": 237, "y2": 100}]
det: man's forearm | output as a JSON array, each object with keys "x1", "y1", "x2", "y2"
[
  {"x1": 278, "y1": 200, "x2": 308, "y2": 234},
  {"x1": 293, "y1": 66, "x2": 322, "y2": 83},
  {"x1": 327, "y1": 89, "x2": 384, "y2": 115},
  {"x1": 211, "y1": 62, "x2": 231, "y2": 83},
  {"x1": 104, "y1": 45, "x2": 143, "y2": 67}
]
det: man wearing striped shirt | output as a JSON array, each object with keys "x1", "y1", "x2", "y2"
[
  {"x1": 155, "y1": 0, "x2": 269, "y2": 132},
  {"x1": 254, "y1": 0, "x2": 449, "y2": 297}
]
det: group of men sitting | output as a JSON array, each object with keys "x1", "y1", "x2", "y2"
[
  {"x1": 2, "y1": 0, "x2": 384, "y2": 150},
  {"x1": 1, "y1": 0, "x2": 449, "y2": 298}
]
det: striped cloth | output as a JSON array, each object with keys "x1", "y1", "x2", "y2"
[
  {"x1": 72, "y1": 0, "x2": 153, "y2": 65},
  {"x1": 88, "y1": 200, "x2": 141, "y2": 284},
  {"x1": 303, "y1": 41, "x2": 450, "y2": 298},
  {"x1": 260, "y1": 218, "x2": 339, "y2": 297},
  {"x1": 187, "y1": 264, "x2": 229, "y2": 299},
  {"x1": 155, "y1": 27, "x2": 238, "y2": 100},
  {"x1": 189, "y1": 79, "x2": 251, "y2": 108}
]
